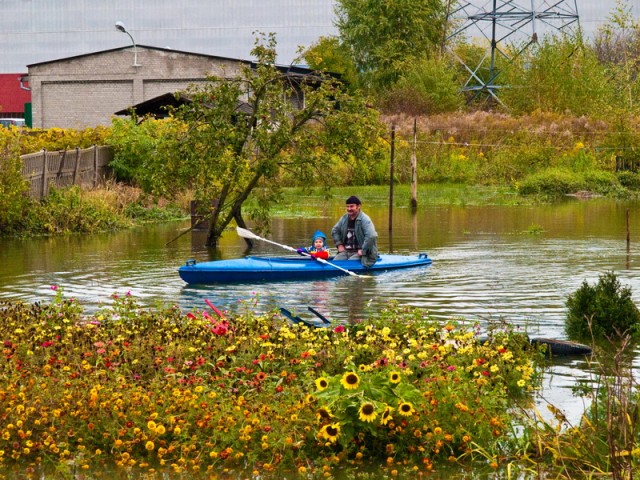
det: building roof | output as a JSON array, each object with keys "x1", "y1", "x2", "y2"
[
  {"x1": 27, "y1": 44, "x2": 315, "y2": 76},
  {"x1": 0, "y1": 74, "x2": 30, "y2": 115},
  {"x1": 114, "y1": 92, "x2": 254, "y2": 117}
]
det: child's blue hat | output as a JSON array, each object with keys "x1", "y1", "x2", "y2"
[{"x1": 311, "y1": 230, "x2": 326, "y2": 246}]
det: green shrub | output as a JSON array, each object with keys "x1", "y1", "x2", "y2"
[
  {"x1": 0, "y1": 133, "x2": 31, "y2": 234},
  {"x1": 565, "y1": 271, "x2": 640, "y2": 340},
  {"x1": 583, "y1": 170, "x2": 622, "y2": 195},
  {"x1": 33, "y1": 186, "x2": 133, "y2": 234},
  {"x1": 617, "y1": 171, "x2": 640, "y2": 190},
  {"x1": 518, "y1": 168, "x2": 585, "y2": 197}
]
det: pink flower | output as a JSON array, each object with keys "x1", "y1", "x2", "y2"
[
  {"x1": 447, "y1": 365, "x2": 456, "y2": 372},
  {"x1": 333, "y1": 325, "x2": 345, "y2": 333},
  {"x1": 50, "y1": 285, "x2": 58, "y2": 291}
]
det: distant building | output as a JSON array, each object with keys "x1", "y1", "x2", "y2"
[
  {"x1": 0, "y1": 74, "x2": 30, "y2": 119},
  {"x1": 27, "y1": 45, "x2": 313, "y2": 129}
]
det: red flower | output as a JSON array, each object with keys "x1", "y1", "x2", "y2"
[
  {"x1": 334, "y1": 325, "x2": 345, "y2": 333},
  {"x1": 212, "y1": 320, "x2": 229, "y2": 336}
]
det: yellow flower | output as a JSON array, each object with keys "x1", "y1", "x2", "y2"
[
  {"x1": 315, "y1": 377, "x2": 329, "y2": 391},
  {"x1": 147, "y1": 421, "x2": 156, "y2": 430},
  {"x1": 388, "y1": 371, "x2": 401, "y2": 384},
  {"x1": 397, "y1": 402, "x2": 415, "y2": 417},
  {"x1": 340, "y1": 372, "x2": 360, "y2": 390},
  {"x1": 358, "y1": 402, "x2": 377, "y2": 423},
  {"x1": 145, "y1": 441, "x2": 155, "y2": 451},
  {"x1": 316, "y1": 406, "x2": 333, "y2": 422},
  {"x1": 319, "y1": 423, "x2": 340, "y2": 443},
  {"x1": 380, "y1": 406, "x2": 394, "y2": 426},
  {"x1": 155, "y1": 424, "x2": 166, "y2": 435}
]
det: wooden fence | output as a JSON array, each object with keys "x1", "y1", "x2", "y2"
[{"x1": 20, "y1": 145, "x2": 113, "y2": 200}]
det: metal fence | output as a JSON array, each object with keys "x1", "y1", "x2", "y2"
[{"x1": 20, "y1": 145, "x2": 113, "y2": 200}]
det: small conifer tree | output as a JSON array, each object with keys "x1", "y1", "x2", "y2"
[{"x1": 566, "y1": 271, "x2": 640, "y2": 340}]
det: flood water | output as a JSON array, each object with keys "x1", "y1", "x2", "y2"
[{"x1": 2, "y1": 196, "x2": 640, "y2": 423}]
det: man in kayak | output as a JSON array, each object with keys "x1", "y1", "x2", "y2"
[
  {"x1": 331, "y1": 196, "x2": 378, "y2": 267},
  {"x1": 297, "y1": 230, "x2": 331, "y2": 259}
]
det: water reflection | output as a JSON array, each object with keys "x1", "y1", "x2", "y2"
[{"x1": 2, "y1": 197, "x2": 640, "y2": 424}]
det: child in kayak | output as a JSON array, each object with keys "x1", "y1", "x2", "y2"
[{"x1": 297, "y1": 230, "x2": 331, "y2": 260}]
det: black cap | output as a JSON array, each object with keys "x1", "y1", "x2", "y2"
[{"x1": 345, "y1": 195, "x2": 361, "y2": 205}]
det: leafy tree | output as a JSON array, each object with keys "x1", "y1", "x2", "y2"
[
  {"x1": 303, "y1": 36, "x2": 361, "y2": 90},
  {"x1": 121, "y1": 35, "x2": 386, "y2": 247},
  {"x1": 380, "y1": 55, "x2": 463, "y2": 114},
  {"x1": 499, "y1": 36, "x2": 615, "y2": 117},
  {"x1": 335, "y1": 0, "x2": 447, "y2": 89},
  {"x1": 566, "y1": 271, "x2": 640, "y2": 340}
]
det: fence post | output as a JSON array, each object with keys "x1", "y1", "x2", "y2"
[
  {"x1": 40, "y1": 149, "x2": 48, "y2": 199},
  {"x1": 93, "y1": 144, "x2": 98, "y2": 186},
  {"x1": 410, "y1": 118, "x2": 418, "y2": 210},
  {"x1": 73, "y1": 147, "x2": 80, "y2": 185}
]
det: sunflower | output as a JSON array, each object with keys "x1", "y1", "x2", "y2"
[
  {"x1": 315, "y1": 377, "x2": 329, "y2": 391},
  {"x1": 397, "y1": 401, "x2": 415, "y2": 417},
  {"x1": 320, "y1": 423, "x2": 340, "y2": 443},
  {"x1": 340, "y1": 372, "x2": 360, "y2": 390},
  {"x1": 316, "y1": 406, "x2": 333, "y2": 423},
  {"x1": 388, "y1": 371, "x2": 401, "y2": 384},
  {"x1": 358, "y1": 402, "x2": 377, "y2": 423},
  {"x1": 380, "y1": 406, "x2": 394, "y2": 426}
]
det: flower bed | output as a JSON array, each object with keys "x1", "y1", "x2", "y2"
[{"x1": 0, "y1": 289, "x2": 543, "y2": 478}]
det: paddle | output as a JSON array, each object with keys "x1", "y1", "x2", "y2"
[{"x1": 236, "y1": 227, "x2": 371, "y2": 278}]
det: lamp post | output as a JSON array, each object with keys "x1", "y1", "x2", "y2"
[{"x1": 115, "y1": 21, "x2": 140, "y2": 67}]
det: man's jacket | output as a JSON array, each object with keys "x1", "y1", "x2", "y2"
[{"x1": 331, "y1": 211, "x2": 378, "y2": 267}]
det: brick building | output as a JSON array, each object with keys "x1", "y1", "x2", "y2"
[{"x1": 27, "y1": 45, "x2": 251, "y2": 129}]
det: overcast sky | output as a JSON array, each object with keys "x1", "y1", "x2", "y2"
[{"x1": 0, "y1": 0, "x2": 637, "y2": 73}]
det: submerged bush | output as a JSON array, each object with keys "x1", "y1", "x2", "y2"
[{"x1": 565, "y1": 271, "x2": 640, "y2": 340}]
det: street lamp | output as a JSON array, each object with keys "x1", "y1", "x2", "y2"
[{"x1": 115, "y1": 21, "x2": 140, "y2": 67}]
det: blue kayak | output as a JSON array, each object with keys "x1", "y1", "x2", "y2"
[{"x1": 178, "y1": 253, "x2": 432, "y2": 284}]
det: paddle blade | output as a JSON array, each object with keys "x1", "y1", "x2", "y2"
[{"x1": 236, "y1": 226, "x2": 260, "y2": 240}]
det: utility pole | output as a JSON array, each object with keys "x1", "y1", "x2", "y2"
[{"x1": 445, "y1": 0, "x2": 581, "y2": 106}]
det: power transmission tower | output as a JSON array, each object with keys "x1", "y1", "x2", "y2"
[{"x1": 445, "y1": 0, "x2": 581, "y2": 106}]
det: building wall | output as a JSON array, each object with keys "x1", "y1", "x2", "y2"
[{"x1": 28, "y1": 47, "x2": 245, "y2": 128}]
